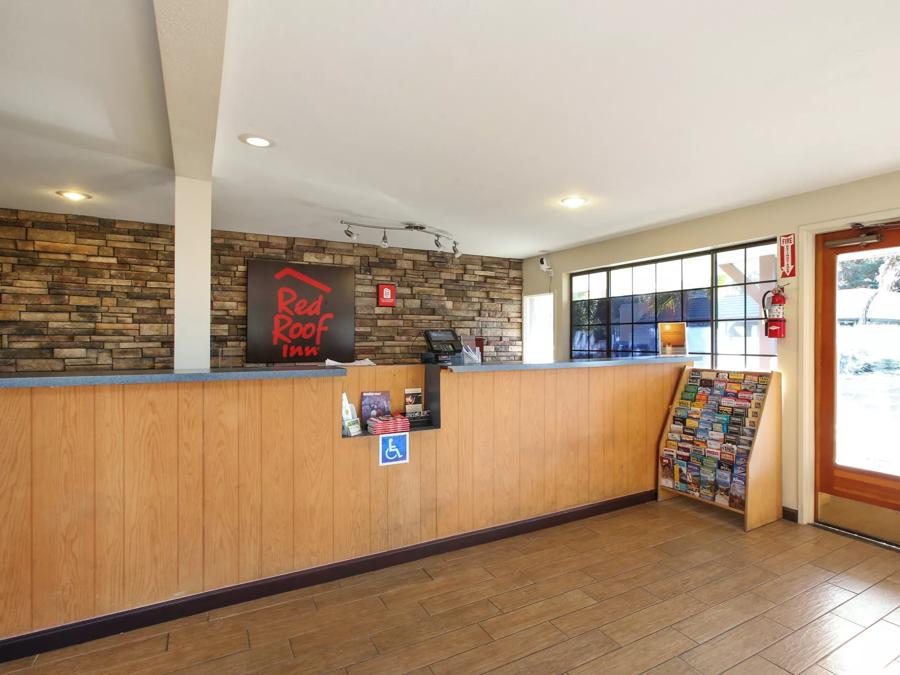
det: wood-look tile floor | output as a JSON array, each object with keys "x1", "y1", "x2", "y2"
[{"x1": 7, "y1": 499, "x2": 900, "y2": 675}]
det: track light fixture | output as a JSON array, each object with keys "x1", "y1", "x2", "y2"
[{"x1": 339, "y1": 220, "x2": 461, "y2": 257}]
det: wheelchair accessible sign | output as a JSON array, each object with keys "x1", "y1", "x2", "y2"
[{"x1": 379, "y1": 432, "x2": 410, "y2": 466}]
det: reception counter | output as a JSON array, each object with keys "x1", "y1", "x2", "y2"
[{"x1": 0, "y1": 357, "x2": 690, "y2": 654}]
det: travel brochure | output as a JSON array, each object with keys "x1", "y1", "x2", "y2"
[
  {"x1": 361, "y1": 391, "x2": 392, "y2": 421},
  {"x1": 660, "y1": 368, "x2": 769, "y2": 511},
  {"x1": 404, "y1": 387, "x2": 423, "y2": 414}
]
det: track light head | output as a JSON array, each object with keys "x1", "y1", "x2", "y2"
[
  {"x1": 452, "y1": 241, "x2": 462, "y2": 259},
  {"x1": 344, "y1": 226, "x2": 358, "y2": 241},
  {"x1": 380, "y1": 229, "x2": 389, "y2": 249},
  {"x1": 434, "y1": 235, "x2": 443, "y2": 249}
]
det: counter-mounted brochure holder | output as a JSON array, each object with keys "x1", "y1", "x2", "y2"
[
  {"x1": 657, "y1": 366, "x2": 782, "y2": 531},
  {"x1": 339, "y1": 364, "x2": 442, "y2": 439}
]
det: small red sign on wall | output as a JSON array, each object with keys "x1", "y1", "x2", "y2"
[
  {"x1": 377, "y1": 284, "x2": 396, "y2": 307},
  {"x1": 779, "y1": 233, "x2": 797, "y2": 278}
]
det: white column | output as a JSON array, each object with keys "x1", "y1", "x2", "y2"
[{"x1": 174, "y1": 176, "x2": 212, "y2": 370}]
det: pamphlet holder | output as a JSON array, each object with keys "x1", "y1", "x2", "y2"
[{"x1": 657, "y1": 366, "x2": 782, "y2": 531}]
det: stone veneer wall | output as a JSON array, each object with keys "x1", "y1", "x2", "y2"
[
  {"x1": 0, "y1": 207, "x2": 523, "y2": 371},
  {"x1": 0, "y1": 208, "x2": 174, "y2": 372},
  {"x1": 211, "y1": 231, "x2": 522, "y2": 366}
]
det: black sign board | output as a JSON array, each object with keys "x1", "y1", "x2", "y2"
[{"x1": 246, "y1": 259, "x2": 355, "y2": 363}]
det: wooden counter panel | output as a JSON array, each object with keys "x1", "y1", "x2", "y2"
[
  {"x1": 0, "y1": 361, "x2": 685, "y2": 639},
  {"x1": 32, "y1": 387, "x2": 95, "y2": 630},
  {"x1": 237, "y1": 380, "x2": 263, "y2": 582},
  {"x1": 470, "y1": 372, "x2": 496, "y2": 530},
  {"x1": 493, "y1": 371, "x2": 522, "y2": 524},
  {"x1": 94, "y1": 385, "x2": 126, "y2": 615},
  {"x1": 456, "y1": 372, "x2": 475, "y2": 533},
  {"x1": 293, "y1": 376, "x2": 334, "y2": 569},
  {"x1": 0, "y1": 389, "x2": 31, "y2": 638},
  {"x1": 124, "y1": 384, "x2": 179, "y2": 608},
  {"x1": 420, "y1": 430, "x2": 438, "y2": 542},
  {"x1": 554, "y1": 368, "x2": 588, "y2": 510},
  {"x1": 435, "y1": 368, "x2": 461, "y2": 536},
  {"x1": 176, "y1": 383, "x2": 204, "y2": 597},
  {"x1": 588, "y1": 367, "x2": 614, "y2": 501},
  {"x1": 260, "y1": 379, "x2": 293, "y2": 577},
  {"x1": 519, "y1": 370, "x2": 547, "y2": 518},
  {"x1": 332, "y1": 368, "x2": 373, "y2": 560},
  {"x1": 203, "y1": 381, "x2": 240, "y2": 590}
]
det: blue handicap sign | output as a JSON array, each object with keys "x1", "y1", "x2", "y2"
[{"x1": 379, "y1": 432, "x2": 410, "y2": 466}]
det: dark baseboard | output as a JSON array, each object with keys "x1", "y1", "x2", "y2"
[
  {"x1": 0, "y1": 489, "x2": 657, "y2": 663},
  {"x1": 782, "y1": 507, "x2": 799, "y2": 522}
]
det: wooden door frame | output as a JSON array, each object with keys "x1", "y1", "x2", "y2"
[{"x1": 815, "y1": 224, "x2": 900, "y2": 513}]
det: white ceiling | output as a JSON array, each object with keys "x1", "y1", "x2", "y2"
[
  {"x1": 3, "y1": 1, "x2": 900, "y2": 257},
  {"x1": 0, "y1": 0, "x2": 174, "y2": 224}
]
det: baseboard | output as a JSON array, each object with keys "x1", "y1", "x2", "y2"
[
  {"x1": 0, "y1": 489, "x2": 656, "y2": 663},
  {"x1": 782, "y1": 507, "x2": 799, "y2": 522}
]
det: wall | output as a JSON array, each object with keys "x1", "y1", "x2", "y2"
[
  {"x1": 0, "y1": 207, "x2": 523, "y2": 371},
  {"x1": 522, "y1": 168, "x2": 900, "y2": 512},
  {"x1": 0, "y1": 361, "x2": 680, "y2": 639},
  {"x1": 210, "y1": 231, "x2": 522, "y2": 366},
  {"x1": 0, "y1": 208, "x2": 175, "y2": 372}
]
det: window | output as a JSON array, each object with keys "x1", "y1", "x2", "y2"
[
  {"x1": 569, "y1": 240, "x2": 778, "y2": 369},
  {"x1": 523, "y1": 293, "x2": 554, "y2": 363}
]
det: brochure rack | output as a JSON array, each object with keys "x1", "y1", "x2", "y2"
[{"x1": 657, "y1": 366, "x2": 782, "y2": 531}]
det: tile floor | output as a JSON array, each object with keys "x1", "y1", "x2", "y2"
[{"x1": 4, "y1": 498, "x2": 900, "y2": 674}]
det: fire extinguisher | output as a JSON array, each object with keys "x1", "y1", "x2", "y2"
[{"x1": 763, "y1": 285, "x2": 787, "y2": 339}]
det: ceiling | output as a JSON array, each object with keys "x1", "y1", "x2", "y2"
[
  {"x1": 0, "y1": 0, "x2": 174, "y2": 224},
  {"x1": 2, "y1": 1, "x2": 900, "y2": 258}
]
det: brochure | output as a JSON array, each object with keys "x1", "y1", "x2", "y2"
[
  {"x1": 404, "y1": 387, "x2": 423, "y2": 414},
  {"x1": 360, "y1": 391, "x2": 391, "y2": 420}
]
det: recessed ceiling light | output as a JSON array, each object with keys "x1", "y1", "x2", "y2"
[
  {"x1": 238, "y1": 133, "x2": 273, "y2": 148},
  {"x1": 560, "y1": 195, "x2": 589, "y2": 209},
  {"x1": 56, "y1": 190, "x2": 92, "y2": 202}
]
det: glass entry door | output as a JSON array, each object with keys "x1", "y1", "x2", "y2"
[{"x1": 815, "y1": 225, "x2": 900, "y2": 544}]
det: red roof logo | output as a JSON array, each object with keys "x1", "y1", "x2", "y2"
[{"x1": 274, "y1": 267, "x2": 332, "y2": 293}]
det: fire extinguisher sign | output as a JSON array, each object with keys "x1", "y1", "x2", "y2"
[{"x1": 779, "y1": 234, "x2": 797, "y2": 278}]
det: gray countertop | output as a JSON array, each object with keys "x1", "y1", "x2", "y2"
[
  {"x1": 0, "y1": 356, "x2": 694, "y2": 388},
  {"x1": 446, "y1": 356, "x2": 694, "y2": 373},
  {"x1": 0, "y1": 365, "x2": 347, "y2": 389}
]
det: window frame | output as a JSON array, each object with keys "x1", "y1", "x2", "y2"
[{"x1": 568, "y1": 238, "x2": 778, "y2": 368}]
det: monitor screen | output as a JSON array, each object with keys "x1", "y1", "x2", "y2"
[{"x1": 427, "y1": 330, "x2": 457, "y2": 343}]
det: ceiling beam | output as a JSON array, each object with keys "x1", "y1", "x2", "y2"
[{"x1": 153, "y1": 0, "x2": 228, "y2": 180}]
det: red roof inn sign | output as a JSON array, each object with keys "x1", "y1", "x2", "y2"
[{"x1": 246, "y1": 260, "x2": 355, "y2": 363}]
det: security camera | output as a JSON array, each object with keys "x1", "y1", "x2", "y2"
[{"x1": 538, "y1": 256, "x2": 553, "y2": 276}]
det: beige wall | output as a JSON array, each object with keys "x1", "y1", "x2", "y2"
[{"x1": 523, "y1": 169, "x2": 900, "y2": 511}]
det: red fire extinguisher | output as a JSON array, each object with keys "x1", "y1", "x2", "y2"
[{"x1": 763, "y1": 285, "x2": 787, "y2": 339}]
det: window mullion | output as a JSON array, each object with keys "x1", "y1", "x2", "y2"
[
  {"x1": 711, "y1": 251, "x2": 717, "y2": 368},
  {"x1": 569, "y1": 273, "x2": 574, "y2": 359},
  {"x1": 605, "y1": 271, "x2": 611, "y2": 357}
]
